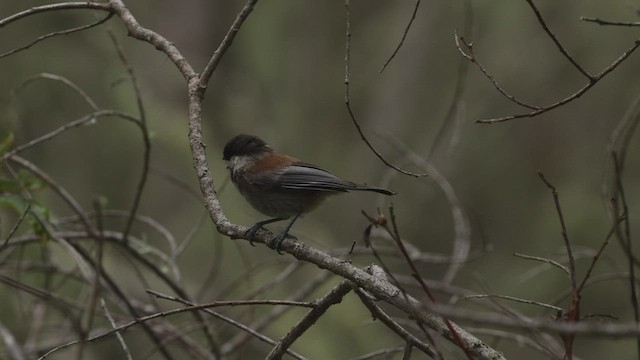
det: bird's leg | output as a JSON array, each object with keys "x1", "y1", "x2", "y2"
[
  {"x1": 273, "y1": 211, "x2": 302, "y2": 254},
  {"x1": 246, "y1": 217, "x2": 287, "y2": 246}
]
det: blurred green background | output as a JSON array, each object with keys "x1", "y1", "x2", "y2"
[{"x1": 2, "y1": 0, "x2": 640, "y2": 359}]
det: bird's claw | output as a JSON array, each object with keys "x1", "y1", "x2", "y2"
[
  {"x1": 245, "y1": 224, "x2": 264, "y2": 246},
  {"x1": 273, "y1": 232, "x2": 297, "y2": 254}
]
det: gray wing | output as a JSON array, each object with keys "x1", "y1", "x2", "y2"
[{"x1": 274, "y1": 162, "x2": 356, "y2": 192}]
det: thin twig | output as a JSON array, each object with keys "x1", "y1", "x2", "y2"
[
  {"x1": 379, "y1": 0, "x2": 422, "y2": 73},
  {"x1": 265, "y1": 280, "x2": 352, "y2": 359},
  {"x1": 37, "y1": 297, "x2": 311, "y2": 360},
  {"x1": 363, "y1": 208, "x2": 472, "y2": 359},
  {"x1": 428, "y1": 0, "x2": 472, "y2": 160},
  {"x1": 220, "y1": 271, "x2": 333, "y2": 355},
  {"x1": 75, "y1": 199, "x2": 107, "y2": 360},
  {"x1": 454, "y1": 31, "x2": 541, "y2": 110},
  {"x1": 106, "y1": 30, "x2": 151, "y2": 246},
  {"x1": 149, "y1": 293, "x2": 309, "y2": 360},
  {"x1": 0, "y1": 204, "x2": 30, "y2": 254},
  {"x1": 355, "y1": 288, "x2": 438, "y2": 358},
  {"x1": 1, "y1": 110, "x2": 142, "y2": 162},
  {"x1": 390, "y1": 210, "x2": 473, "y2": 360},
  {"x1": 524, "y1": 0, "x2": 592, "y2": 79},
  {"x1": 0, "y1": 13, "x2": 113, "y2": 59},
  {"x1": 538, "y1": 172, "x2": 576, "y2": 290},
  {"x1": 577, "y1": 215, "x2": 625, "y2": 293},
  {"x1": 101, "y1": 299, "x2": 133, "y2": 360},
  {"x1": 378, "y1": 133, "x2": 471, "y2": 284},
  {"x1": 459, "y1": 2, "x2": 640, "y2": 124},
  {"x1": 581, "y1": 17, "x2": 640, "y2": 27},
  {"x1": 147, "y1": 289, "x2": 314, "y2": 308},
  {"x1": 7, "y1": 156, "x2": 176, "y2": 360},
  {"x1": 458, "y1": 294, "x2": 563, "y2": 312},
  {"x1": 0, "y1": 2, "x2": 111, "y2": 28},
  {"x1": 612, "y1": 153, "x2": 640, "y2": 356},
  {"x1": 344, "y1": 0, "x2": 427, "y2": 178},
  {"x1": 513, "y1": 252, "x2": 571, "y2": 277},
  {"x1": 475, "y1": 38, "x2": 640, "y2": 123},
  {"x1": 199, "y1": 0, "x2": 259, "y2": 88},
  {"x1": 17, "y1": 73, "x2": 99, "y2": 109}
]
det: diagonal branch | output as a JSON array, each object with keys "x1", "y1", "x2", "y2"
[
  {"x1": 199, "y1": 0, "x2": 259, "y2": 88},
  {"x1": 265, "y1": 280, "x2": 352, "y2": 359},
  {"x1": 379, "y1": 0, "x2": 422, "y2": 73},
  {"x1": 524, "y1": 0, "x2": 592, "y2": 79}
]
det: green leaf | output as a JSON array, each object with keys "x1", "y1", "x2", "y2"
[
  {"x1": 0, "y1": 194, "x2": 51, "y2": 239},
  {"x1": 0, "y1": 171, "x2": 46, "y2": 194},
  {"x1": 16, "y1": 170, "x2": 45, "y2": 192},
  {"x1": 0, "y1": 176, "x2": 22, "y2": 193},
  {"x1": 0, "y1": 131, "x2": 14, "y2": 155}
]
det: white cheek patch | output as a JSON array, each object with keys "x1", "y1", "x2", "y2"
[{"x1": 229, "y1": 155, "x2": 256, "y2": 172}]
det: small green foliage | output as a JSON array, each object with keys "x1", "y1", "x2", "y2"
[
  {"x1": 0, "y1": 195, "x2": 50, "y2": 241},
  {"x1": 0, "y1": 167, "x2": 50, "y2": 241},
  {"x1": 0, "y1": 131, "x2": 14, "y2": 156}
]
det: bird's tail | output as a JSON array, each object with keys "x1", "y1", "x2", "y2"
[{"x1": 352, "y1": 184, "x2": 396, "y2": 196}]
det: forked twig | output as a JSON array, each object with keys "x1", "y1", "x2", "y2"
[{"x1": 456, "y1": 0, "x2": 640, "y2": 123}]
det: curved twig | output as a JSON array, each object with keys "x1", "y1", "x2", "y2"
[
  {"x1": 0, "y1": 2, "x2": 111, "y2": 28},
  {"x1": 344, "y1": 0, "x2": 427, "y2": 178},
  {"x1": 379, "y1": 0, "x2": 422, "y2": 73},
  {"x1": 0, "y1": 13, "x2": 113, "y2": 60}
]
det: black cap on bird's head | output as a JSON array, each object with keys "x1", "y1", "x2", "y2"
[{"x1": 223, "y1": 134, "x2": 271, "y2": 160}]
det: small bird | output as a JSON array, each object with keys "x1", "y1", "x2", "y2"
[{"x1": 223, "y1": 134, "x2": 395, "y2": 252}]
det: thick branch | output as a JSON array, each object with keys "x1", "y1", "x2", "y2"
[{"x1": 107, "y1": 0, "x2": 196, "y2": 80}]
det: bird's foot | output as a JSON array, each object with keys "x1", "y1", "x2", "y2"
[
  {"x1": 245, "y1": 224, "x2": 265, "y2": 246},
  {"x1": 273, "y1": 232, "x2": 297, "y2": 254}
]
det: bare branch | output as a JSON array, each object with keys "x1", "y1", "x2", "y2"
[
  {"x1": 37, "y1": 297, "x2": 311, "y2": 360},
  {"x1": 454, "y1": 31, "x2": 541, "y2": 110},
  {"x1": 199, "y1": 0, "x2": 259, "y2": 88},
  {"x1": 0, "y1": 2, "x2": 111, "y2": 28},
  {"x1": 475, "y1": 38, "x2": 640, "y2": 123},
  {"x1": 148, "y1": 289, "x2": 314, "y2": 308},
  {"x1": 106, "y1": 31, "x2": 151, "y2": 245},
  {"x1": 577, "y1": 215, "x2": 624, "y2": 293},
  {"x1": 458, "y1": 294, "x2": 563, "y2": 312},
  {"x1": 344, "y1": 0, "x2": 427, "y2": 178},
  {"x1": 355, "y1": 288, "x2": 438, "y2": 358},
  {"x1": 524, "y1": 0, "x2": 592, "y2": 79},
  {"x1": 581, "y1": 17, "x2": 640, "y2": 27},
  {"x1": 0, "y1": 203, "x2": 30, "y2": 254},
  {"x1": 538, "y1": 172, "x2": 576, "y2": 290},
  {"x1": 101, "y1": 299, "x2": 133, "y2": 360},
  {"x1": 266, "y1": 280, "x2": 352, "y2": 359},
  {"x1": 513, "y1": 252, "x2": 571, "y2": 278},
  {"x1": 380, "y1": 0, "x2": 422, "y2": 73},
  {"x1": 0, "y1": 13, "x2": 113, "y2": 59},
  {"x1": 0, "y1": 110, "x2": 141, "y2": 163}
]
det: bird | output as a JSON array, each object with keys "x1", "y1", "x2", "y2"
[{"x1": 222, "y1": 134, "x2": 395, "y2": 253}]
